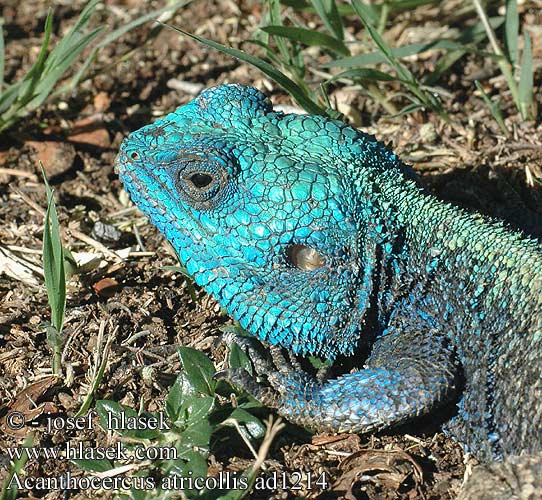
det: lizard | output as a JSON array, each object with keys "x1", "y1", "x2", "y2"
[{"x1": 116, "y1": 84, "x2": 542, "y2": 499}]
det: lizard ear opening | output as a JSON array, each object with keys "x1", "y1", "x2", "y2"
[{"x1": 288, "y1": 244, "x2": 326, "y2": 271}]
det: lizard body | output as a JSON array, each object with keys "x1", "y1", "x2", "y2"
[{"x1": 116, "y1": 84, "x2": 542, "y2": 497}]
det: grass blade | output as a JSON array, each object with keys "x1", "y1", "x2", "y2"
[
  {"x1": 261, "y1": 25, "x2": 349, "y2": 56},
  {"x1": 386, "y1": 0, "x2": 437, "y2": 8},
  {"x1": 43, "y1": 178, "x2": 65, "y2": 332},
  {"x1": 163, "y1": 24, "x2": 328, "y2": 116},
  {"x1": 311, "y1": 0, "x2": 344, "y2": 41},
  {"x1": 42, "y1": 167, "x2": 66, "y2": 374},
  {"x1": 246, "y1": 38, "x2": 284, "y2": 66},
  {"x1": 265, "y1": 0, "x2": 296, "y2": 73},
  {"x1": 57, "y1": 0, "x2": 192, "y2": 97},
  {"x1": 350, "y1": 0, "x2": 410, "y2": 80},
  {"x1": 505, "y1": 0, "x2": 519, "y2": 68},
  {"x1": 0, "y1": 433, "x2": 34, "y2": 500},
  {"x1": 426, "y1": 16, "x2": 504, "y2": 85},
  {"x1": 1, "y1": 0, "x2": 190, "y2": 133},
  {"x1": 0, "y1": 82, "x2": 22, "y2": 115},
  {"x1": 325, "y1": 17, "x2": 504, "y2": 70},
  {"x1": 328, "y1": 67, "x2": 399, "y2": 82},
  {"x1": 475, "y1": 81, "x2": 508, "y2": 136},
  {"x1": 518, "y1": 30, "x2": 533, "y2": 119},
  {"x1": 29, "y1": 27, "x2": 104, "y2": 111},
  {"x1": 99, "y1": 0, "x2": 192, "y2": 49},
  {"x1": 46, "y1": 0, "x2": 100, "y2": 70},
  {"x1": 0, "y1": 21, "x2": 4, "y2": 92},
  {"x1": 16, "y1": 8, "x2": 54, "y2": 107},
  {"x1": 471, "y1": 0, "x2": 520, "y2": 116}
]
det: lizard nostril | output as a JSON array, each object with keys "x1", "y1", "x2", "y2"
[{"x1": 288, "y1": 244, "x2": 326, "y2": 271}]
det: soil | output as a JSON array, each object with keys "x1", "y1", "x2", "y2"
[{"x1": 0, "y1": 1, "x2": 541, "y2": 499}]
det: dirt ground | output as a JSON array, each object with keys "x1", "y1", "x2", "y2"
[{"x1": 0, "y1": 0, "x2": 541, "y2": 499}]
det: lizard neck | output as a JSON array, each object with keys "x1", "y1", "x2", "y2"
[{"x1": 391, "y1": 187, "x2": 542, "y2": 339}]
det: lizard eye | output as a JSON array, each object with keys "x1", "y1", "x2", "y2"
[
  {"x1": 189, "y1": 172, "x2": 213, "y2": 189},
  {"x1": 175, "y1": 156, "x2": 230, "y2": 210},
  {"x1": 288, "y1": 244, "x2": 326, "y2": 271}
]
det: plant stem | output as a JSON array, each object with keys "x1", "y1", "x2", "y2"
[{"x1": 471, "y1": 0, "x2": 521, "y2": 115}]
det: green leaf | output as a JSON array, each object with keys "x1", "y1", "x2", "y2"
[
  {"x1": 518, "y1": 30, "x2": 533, "y2": 119},
  {"x1": 178, "y1": 396, "x2": 215, "y2": 449},
  {"x1": 127, "y1": 487, "x2": 154, "y2": 500},
  {"x1": 45, "y1": 324, "x2": 62, "y2": 353},
  {"x1": 163, "y1": 449, "x2": 208, "y2": 478},
  {"x1": 239, "y1": 399, "x2": 265, "y2": 410},
  {"x1": 0, "y1": 6, "x2": 66, "y2": 131},
  {"x1": 95, "y1": 400, "x2": 162, "y2": 440},
  {"x1": 266, "y1": 0, "x2": 295, "y2": 69},
  {"x1": 284, "y1": 0, "x2": 436, "y2": 17},
  {"x1": 44, "y1": 0, "x2": 100, "y2": 73},
  {"x1": 323, "y1": 42, "x2": 430, "y2": 67},
  {"x1": 345, "y1": 1, "x2": 414, "y2": 84},
  {"x1": 62, "y1": 247, "x2": 78, "y2": 281},
  {"x1": 0, "y1": 0, "x2": 191, "y2": 132},
  {"x1": 345, "y1": 0, "x2": 379, "y2": 24},
  {"x1": 228, "y1": 343, "x2": 253, "y2": 373},
  {"x1": 226, "y1": 408, "x2": 266, "y2": 439},
  {"x1": 166, "y1": 372, "x2": 198, "y2": 422},
  {"x1": 350, "y1": 1, "x2": 382, "y2": 30},
  {"x1": 162, "y1": 264, "x2": 190, "y2": 276},
  {"x1": 308, "y1": 355, "x2": 332, "y2": 369},
  {"x1": 0, "y1": 82, "x2": 21, "y2": 116},
  {"x1": 162, "y1": 24, "x2": 328, "y2": 116},
  {"x1": 42, "y1": 170, "x2": 66, "y2": 335},
  {"x1": 505, "y1": 0, "x2": 519, "y2": 67},
  {"x1": 261, "y1": 25, "x2": 349, "y2": 56},
  {"x1": 178, "y1": 346, "x2": 217, "y2": 396},
  {"x1": 246, "y1": 37, "x2": 284, "y2": 66},
  {"x1": 96, "y1": 400, "x2": 127, "y2": 425}
]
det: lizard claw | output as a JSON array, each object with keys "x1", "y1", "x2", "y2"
[
  {"x1": 219, "y1": 333, "x2": 324, "y2": 422},
  {"x1": 216, "y1": 367, "x2": 280, "y2": 408}
]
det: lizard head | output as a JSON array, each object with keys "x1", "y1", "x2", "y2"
[{"x1": 116, "y1": 84, "x2": 409, "y2": 360}]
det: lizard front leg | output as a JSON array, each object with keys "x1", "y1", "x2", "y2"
[{"x1": 221, "y1": 300, "x2": 459, "y2": 434}]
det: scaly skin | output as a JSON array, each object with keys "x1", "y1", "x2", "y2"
[{"x1": 116, "y1": 84, "x2": 542, "y2": 480}]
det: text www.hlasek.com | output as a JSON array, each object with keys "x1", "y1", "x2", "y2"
[{"x1": 7, "y1": 441, "x2": 176, "y2": 461}]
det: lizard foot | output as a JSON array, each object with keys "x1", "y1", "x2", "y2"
[
  {"x1": 217, "y1": 332, "x2": 320, "y2": 414},
  {"x1": 217, "y1": 331, "x2": 453, "y2": 433}
]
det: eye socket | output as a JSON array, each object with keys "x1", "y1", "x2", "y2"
[
  {"x1": 175, "y1": 155, "x2": 230, "y2": 210},
  {"x1": 189, "y1": 172, "x2": 213, "y2": 189},
  {"x1": 130, "y1": 152, "x2": 139, "y2": 160},
  {"x1": 288, "y1": 244, "x2": 326, "y2": 271}
]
